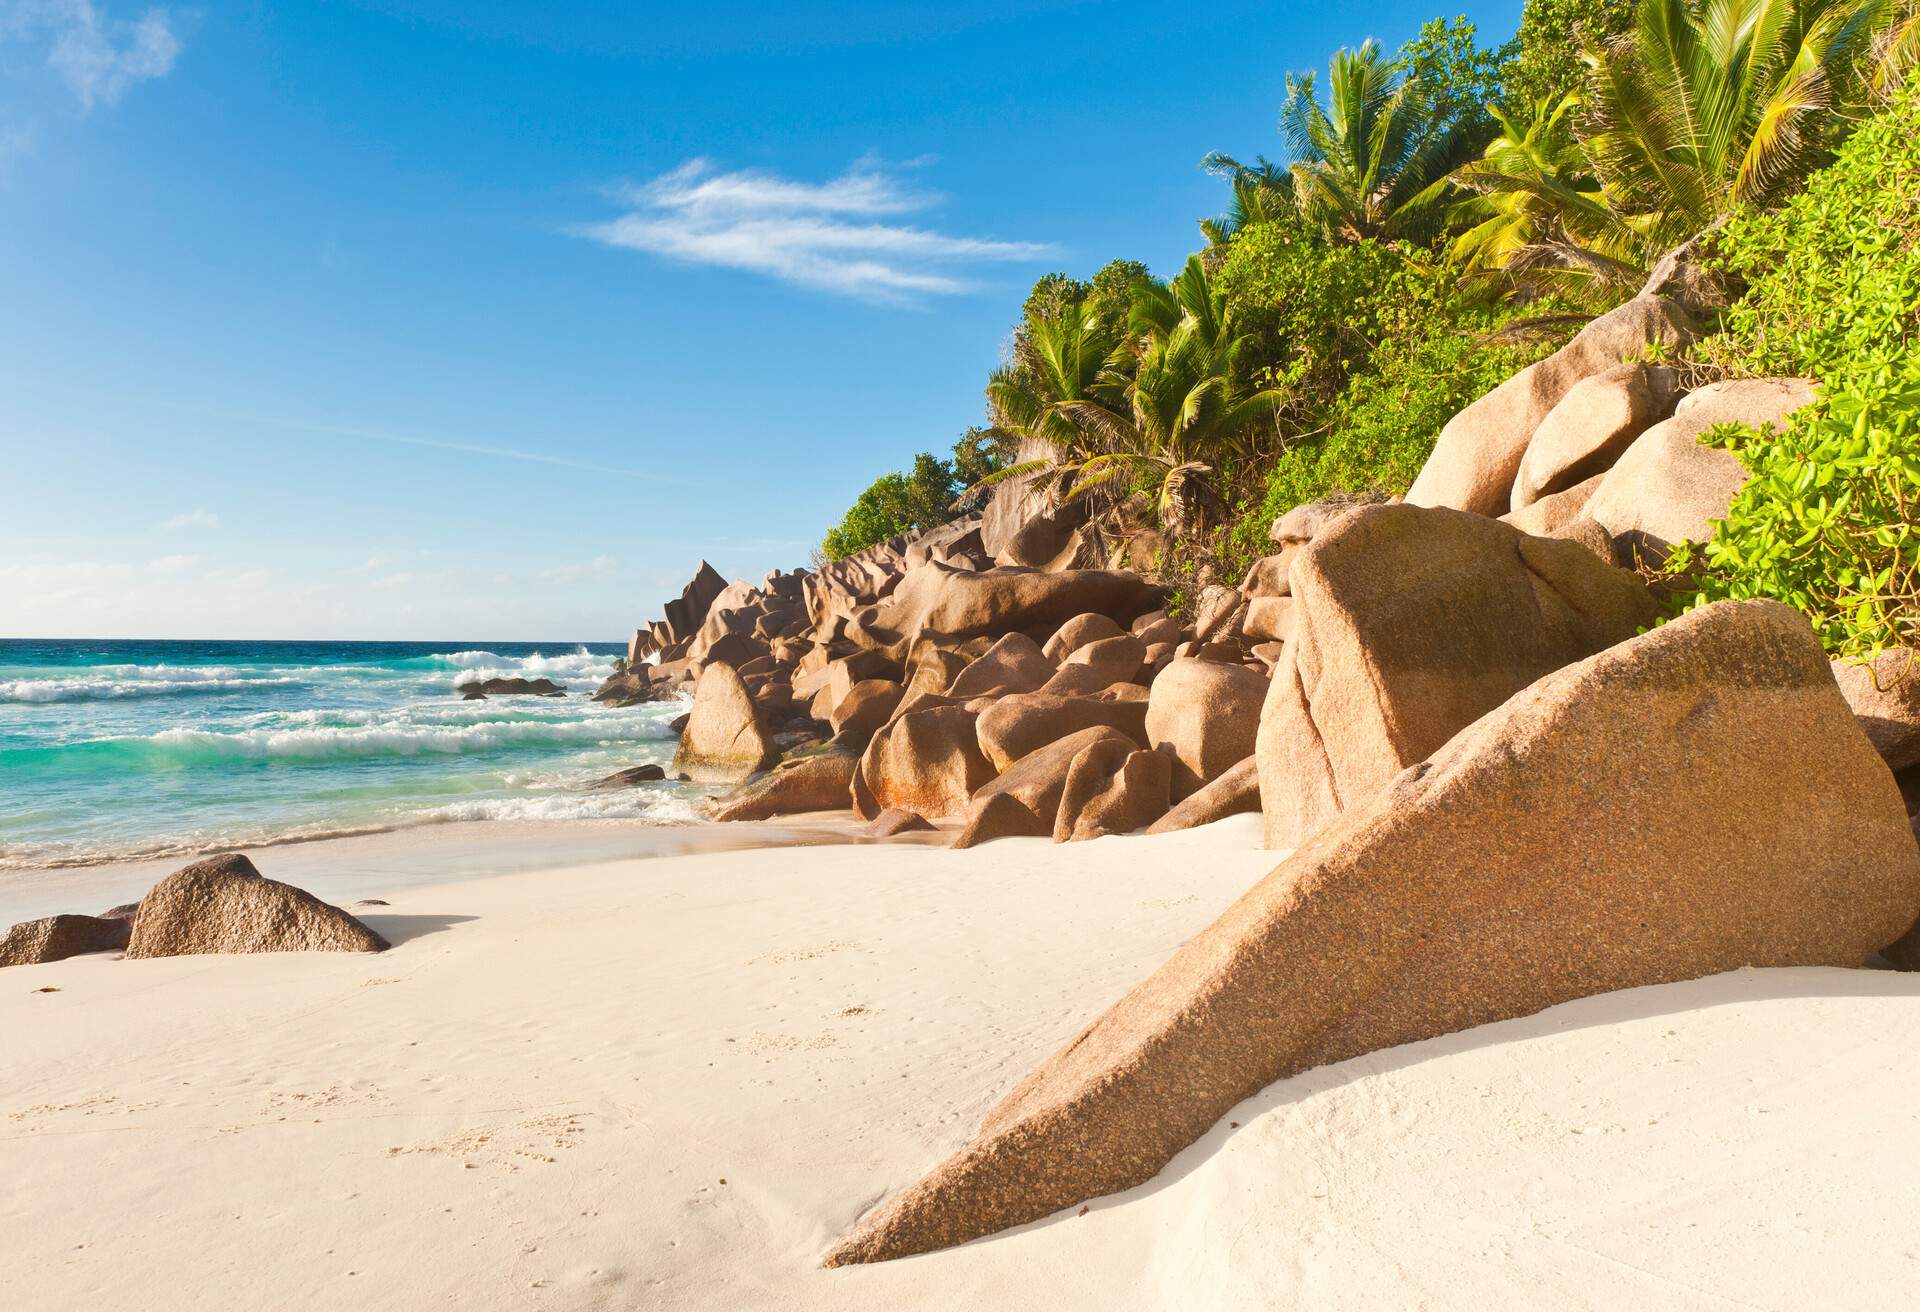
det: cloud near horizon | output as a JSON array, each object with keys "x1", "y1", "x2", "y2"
[
  {"x1": 3, "y1": 1, "x2": 182, "y2": 108},
  {"x1": 160, "y1": 508, "x2": 218, "y2": 530},
  {"x1": 578, "y1": 158, "x2": 1056, "y2": 301}
]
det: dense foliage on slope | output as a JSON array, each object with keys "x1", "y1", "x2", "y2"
[
  {"x1": 1665, "y1": 84, "x2": 1920, "y2": 659},
  {"x1": 817, "y1": 0, "x2": 1917, "y2": 639}
]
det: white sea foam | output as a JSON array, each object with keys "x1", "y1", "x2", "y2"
[
  {"x1": 414, "y1": 791, "x2": 702, "y2": 824},
  {"x1": 428, "y1": 648, "x2": 613, "y2": 681},
  {"x1": 133, "y1": 713, "x2": 671, "y2": 760},
  {"x1": 0, "y1": 675, "x2": 301, "y2": 703}
]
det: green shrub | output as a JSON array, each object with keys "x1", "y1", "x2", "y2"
[
  {"x1": 818, "y1": 429, "x2": 1008, "y2": 562},
  {"x1": 1213, "y1": 239, "x2": 1562, "y2": 570},
  {"x1": 1504, "y1": 0, "x2": 1636, "y2": 106},
  {"x1": 1665, "y1": 86, "x2": 1920, "y2": 658},
  {"x1": 1663, "y1": 357, "x2": 1920, "y2": 659},
  {"x1": 819, "y1": 453, "x2": 963, "y2": 562},
  {"x1": 1212, "y1": 225, "x2": 1407, "y2": 403},
  {"x1": 1693, "y1": 85, "x2": 1920, "y2": 382}
]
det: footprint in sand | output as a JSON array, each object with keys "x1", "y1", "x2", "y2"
[
  {"x1": 739, "y1": 1033, "x2": 838, "y2": 1056},
  {"x1": 8, "y1": 1093, "x2": 158, "y2": 1124},
  {"x1": 752, "y1": 940, "x2": 859, "y2": 966},
  {"x1": 261, "y1": 1084, "x2": 389, "y2": 1120},
  {"x1": 385, "y1": 1112, "x2": 588, "y2": 1171}
]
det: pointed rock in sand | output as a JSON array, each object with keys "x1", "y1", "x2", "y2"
[
  {"x1": 824, "y1": 600, "x2": 1920, "y2": 1265},
  {"x1": 128, "y1": 858, "x2": 389, "y2": 959}
]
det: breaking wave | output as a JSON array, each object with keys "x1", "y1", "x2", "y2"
[
  {"x1": 0, "y1": 674, "x2": 303, "y2": 704},
  {"x1": 47, "y1": 715, "x2": 674, "y2": 767}
]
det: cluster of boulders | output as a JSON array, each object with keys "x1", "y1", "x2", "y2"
[
  {"x1": 0, "y1": 853, "x2": 387, "y2": 969},
  {"x1": 594, "y1": 517, "x2": 1294, "y2": 840},
  {"x1": 795, "y1": 248, "x2": 1920, "y2": 1263}
]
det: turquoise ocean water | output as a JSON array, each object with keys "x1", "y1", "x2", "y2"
[{"x1": 0, "y1": 639, "x2": 698, "y2": 869}]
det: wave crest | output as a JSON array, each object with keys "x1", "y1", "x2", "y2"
[
  {"x1": 0, "y1": 675, "x2": 302, "y2": 704},
  {"x1": 133, "y1": 714, "x2": 672, "y2": 762}
]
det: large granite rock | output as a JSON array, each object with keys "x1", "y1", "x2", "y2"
[
  {"x1": 0, "y1": 914, "x2": 131, "y2": 968},
  {"x1": 127, "y1": 859, "x2": 389, "y2": 958},
  {"x1": 952, "y1": 725, "x2": 1136, "y2": 847},
  {"x1": 1499, "y1": 471, "x2": 1606, "y2": 542},
  {"x1": 974, "y1": 693, "x2": 1150, "y2": 773},
  {"x1": 663, "y1": 561, "x2": 730, "y2": 647},
  {"x1": 851, "y1": 706, "x2": 995, "y2": 821},
  {"x1": 1041, "y1": 634, "x2": 1145, "y2": 695},
  {"x1": 827, "y1": 679, "x2": 905, "y2": 749},
  {"x1": 1144, "y1": 658, "x2": 1268, "y2": 799},
  {"x1": 1511, "y1": 363, "x2": 1677, "y2": 510},
  {"x1": 1585, "y1": 378, "x2": 1817, "y2": 565},
  {"x1": 670, "y1": 663, "x2": 779, "y2": 783},
  {"x1": 1041, "y1": 612, "x2": 1125, "y2": 661},
  {"x1": 709, "y1": 751, "x2": 858, "y2": 822},
  {"x1": 850, "y1": 564, "x2": 1160, "y2": 657},
  {"x1": 1052, "y1": 743, "x2": 1171, "y2": 841},
  {"x1": 1406, "y1": 295, "x2": 1692, "y2": 516},
  {"x1": 591, "y1": 665, "x2": 668, "y2": 707},
  {"x1": 1144, "y1": 755, "x2": 1261, "y2": 833},
  {"x1": 1257, "y1": 503, "x2": 1657, "y2": 849},
  {"x1": 824, "y1": 599, "x2": 1920, "y2": 1265},
  {"x1": 1832, "y1": 648, "x2": 1920, "y2": 771},
  {"x1": 948, "y1": 633, "x2": 1055, "y2": 700}
]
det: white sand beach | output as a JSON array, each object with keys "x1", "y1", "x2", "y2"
[{"x1": 5, "y1": 817, "x2": 1919, "y2": 1310}]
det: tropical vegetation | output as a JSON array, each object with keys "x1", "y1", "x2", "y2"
[
  {"x1": 817, "y1": 0, "x2": 1920, "y2": 650},
  {"x1": 1663, "y1": 81, "x2": 1920, "y2": 659}
]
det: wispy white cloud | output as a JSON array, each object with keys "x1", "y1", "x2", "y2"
[
  {"x1": 577, "y1": 158, "x2": 1055, "y2": 302},
  {"x1": 161, "y1": 508, "x2": 218, "y2": 531},
  {"x1": 2, "y1": 1, "x2": 183, "y2": 109}
]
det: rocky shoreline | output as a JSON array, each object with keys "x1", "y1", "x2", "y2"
[{"x1": 592, "y1": 248, "x2": 1920, "y2": 1262}]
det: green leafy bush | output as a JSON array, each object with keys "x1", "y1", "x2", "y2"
[
  {"x1": 1258, "y1": 328, "x2": 1536, "y2": 512},
  {"x1": 1213, "y1": 238, "x2": 1560, "y2": 571},
  {"x1": 1212, "y1": 226, "x2": 1409, "y2": 403},
  {"x1": 1692, "y1": 84, "x2": 1920, "y2": 382},
  {"x1": 1663, "y1": 358, "x2": 1920, "y2": 659},
  {"x1": 1504, "y1": 0, "x2": 1636, "y2": 105},
  {"x1": 1665, "y1": 85, "x2": 1920, "y2": 658}
]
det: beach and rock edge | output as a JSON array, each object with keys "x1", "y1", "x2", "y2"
[
  {"x1": 12, "y1": 242, "x2": 1920, "y2": 1287},
  {"x1": 574, "y1": 246, "x2": 1920, "y2": 1264}
]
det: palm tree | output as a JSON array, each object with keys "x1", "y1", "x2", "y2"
[
  {"x1": 1449, "y1": 95, "x2": 1651, "y2": 290},
  {"x1": 1070, "y1": 319, "x2": 1286, "y2": 539},
  {"x1": 1580, "y1": 0, "x2": 1892, "y2": 250},
  {"x1": 976, "y1": 263, "x2": 1283, "y2": 546},
  {"x1": 974, "y1": 306, "x2": 1131, "y2": 507},
  {"x1": 1873, "y1": 0, "x2": 1920, "y2": 89},
  {"x1": 1128, "y1": 254, "x2": 1228, "y2": 349},
  {"x1": 1198, "y1": 154, "x2": 1295, "y2": 247},
  {"x1": 1279, "y1": 40, "x2": 1478, "y2": 242}
]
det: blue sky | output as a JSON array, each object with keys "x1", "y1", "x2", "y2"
[{"x1": 0, "y1": 0, "x2": 1522, "y2": 640}]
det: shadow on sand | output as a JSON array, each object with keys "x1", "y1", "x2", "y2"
[
  {"x1": 358, "y1": 912, "x2": 478, "y2": 946},
  {"x1": 982, "y1": 964, "x2": 1920, "y2": 1245}
]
